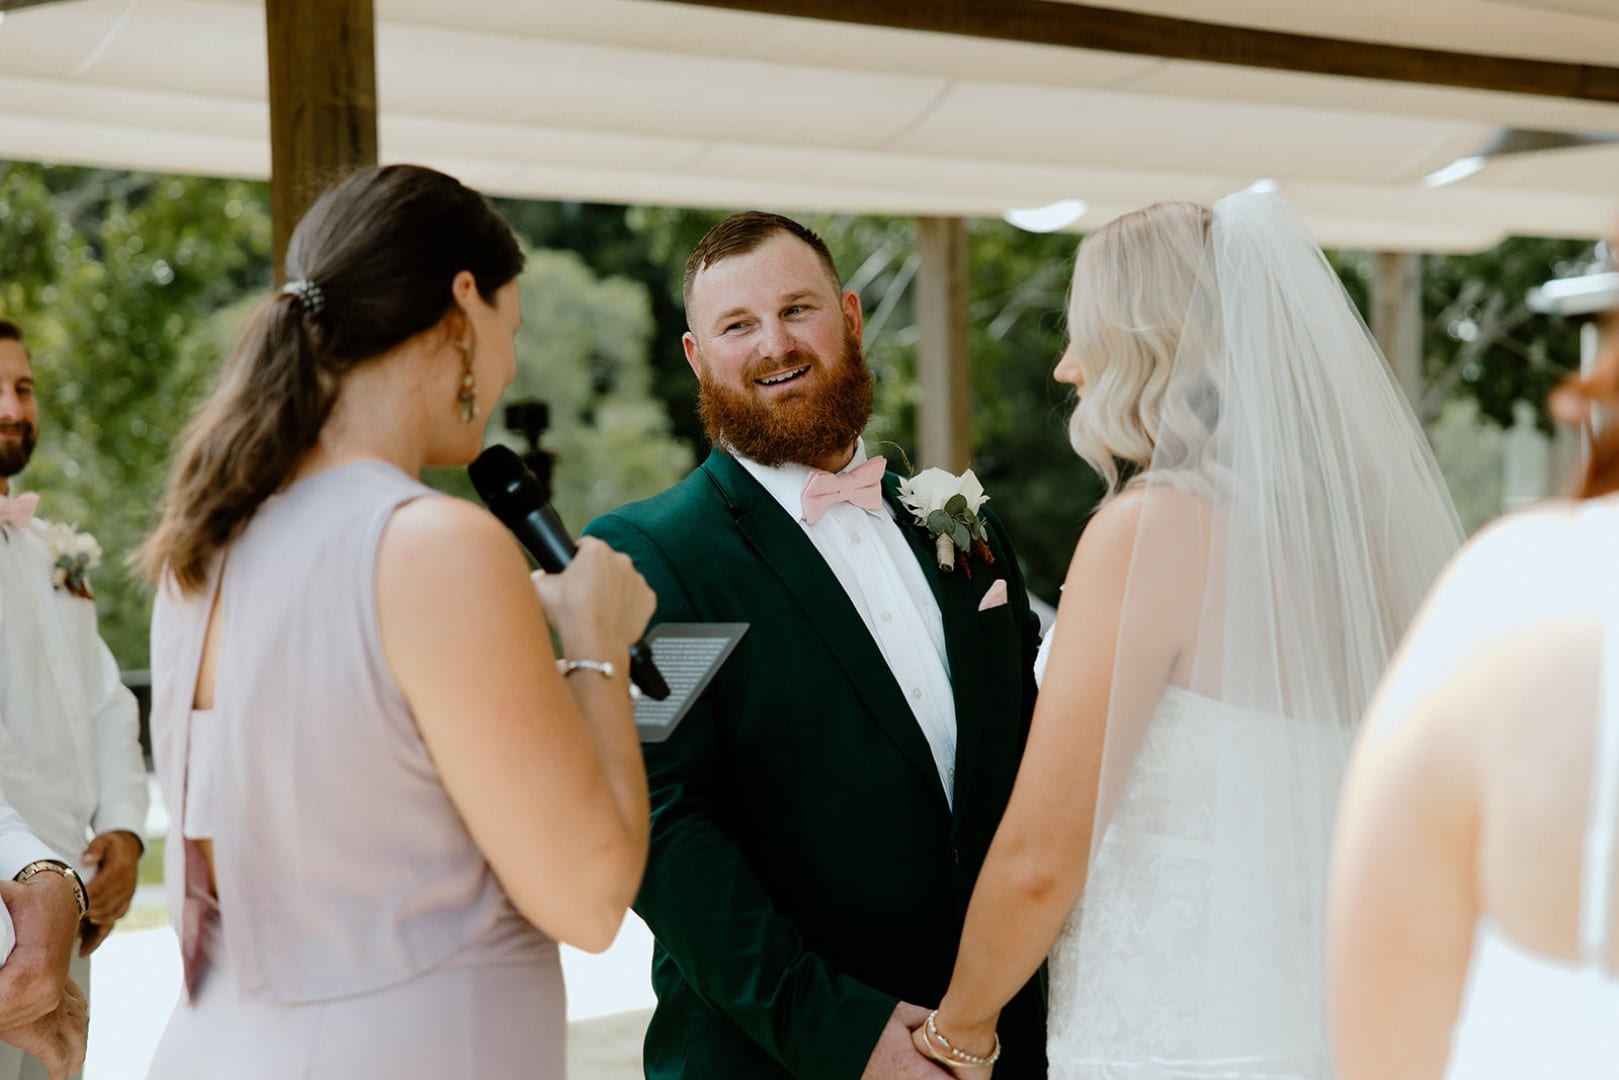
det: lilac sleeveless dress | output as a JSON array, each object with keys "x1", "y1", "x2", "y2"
[{"x1": 146, "y1": 460, "x2": 564, "y2": 1078}]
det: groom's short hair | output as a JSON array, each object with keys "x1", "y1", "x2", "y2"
[
  {"x1": 682, "y1": 212, "x2": 842, "y2": 320},
  {"x1": 0, "y1": 318, "x2": 28, "y2": 359}
]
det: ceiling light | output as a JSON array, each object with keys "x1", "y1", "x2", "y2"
[
  {"x1": 1421, "y1": 127, "x2": 1619, "y2": 189},
  {"x1": 1421, "y1": 156, "x2": 1486, "y2": 189},
  {"x1": 1003, "y1": 200, "x2": 1087, "y2": 233}
]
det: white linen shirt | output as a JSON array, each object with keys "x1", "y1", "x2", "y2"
[
  {"x1": 0, "y1": 514, "x2": 147, "y2": 875},
  {"x1": 736, "y1": 442, "x2": 960, "y2": 804}
]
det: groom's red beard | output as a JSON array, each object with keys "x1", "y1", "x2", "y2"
[
  {"x1": 0, "y1": 421, "x2": 36, "y2": 479},
  {"x1": 696, "y1": 331, "x2": 875, "y2": 468}
]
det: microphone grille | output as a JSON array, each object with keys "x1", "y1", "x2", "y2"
[{"x1": 468, "y1": 444, "x2": 541, "y2": 508}]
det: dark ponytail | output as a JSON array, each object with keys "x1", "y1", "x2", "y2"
[{"x1": 139, "y1": 164, "x2": 524, "y2": 590}]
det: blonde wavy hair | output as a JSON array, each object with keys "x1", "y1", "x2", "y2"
[{"x1": 1065, "y1": 202, "x2": 1214, "y2": 498}]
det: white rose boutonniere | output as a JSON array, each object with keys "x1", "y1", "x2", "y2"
[
  {"x1": 43, "y1": 521, "x2": 102, "y2": 600},
  {"x1": 896, "y1": 467, "x2": 996, "y2": 575}
]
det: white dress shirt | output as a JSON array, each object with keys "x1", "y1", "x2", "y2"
[
  {"x1": 0, "y1": 515, "x2": 147, "y2": 875},
  {"x1": 736, "y1": 442, "x2": 960, "y2": 804}
]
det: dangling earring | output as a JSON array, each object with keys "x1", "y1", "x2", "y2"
[{"x1": 457, "y1": 342, "x2": 479, "y2": 424}]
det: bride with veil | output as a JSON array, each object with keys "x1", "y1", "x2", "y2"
[{"x1": 910, "y1": 192, "x2": 1463, "y2": 1077}]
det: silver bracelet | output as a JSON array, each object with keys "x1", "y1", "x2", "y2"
[{"x1": 556, "y1": 658, "x2": 617, "y2": 680}]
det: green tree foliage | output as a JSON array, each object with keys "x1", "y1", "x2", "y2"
[
  {"x1": 0, "y1": 163, "x2": 272, "y2": 668},
  {"x1": 1331, "y1": 238, "x2": 1600, "y2": 431},
  {"x1": 497, "y1": 200, "x2": 705, "y2": 449},
  {"x1": 0, "y1": 168, "x2": 693, "y2": 668},
  {"x1": 431, "y1": 249, "x2": 693, "y2": 529},
  {"x1": 1, "y1": 159, "x2": 1601, "y2": 660}
]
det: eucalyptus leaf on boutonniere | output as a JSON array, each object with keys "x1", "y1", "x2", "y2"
[
  {"x1": 42, "y1": 521, "x2": 102, "y2": 601},
  {"x1": 896, "y1": 467, "x2": 997, "y2": 576}
]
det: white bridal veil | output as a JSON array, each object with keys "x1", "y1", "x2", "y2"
[{"x1": 1057, "y1": 191, "x2": 1464, "y2": 1073}]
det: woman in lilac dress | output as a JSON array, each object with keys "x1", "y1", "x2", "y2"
[{"x1": 138, "y1": 165, "x2": 654, "y2": 1077}]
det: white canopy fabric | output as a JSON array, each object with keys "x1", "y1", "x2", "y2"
[{"x1": 1, "y1": 0, "x2": 1618, "y2": 251}]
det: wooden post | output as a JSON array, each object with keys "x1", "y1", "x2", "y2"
[
  {"x1": 266, "y1": 0, "x2": 378, "y2": 281},
  {"x1": 915, "y1": 217, "x2": 972, "y2": 473},
  {"x1": 1371, "y1": 251, "x2": 1424, "y2": 414}
]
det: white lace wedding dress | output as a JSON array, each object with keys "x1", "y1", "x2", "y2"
[
  {"x1": 1036, "y1": 641, "x2": 1341, "y2": 1079},
  {"x1": 1025, "y1": 191, "x2": 1459, "y2": 1079}
]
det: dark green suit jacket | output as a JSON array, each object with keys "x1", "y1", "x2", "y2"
[{"x1": 584, "y1": 449, "x2": 1047, "y2": 1079}]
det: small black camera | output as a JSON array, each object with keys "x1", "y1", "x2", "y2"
[{"x1": 503, "y1": 399, "x2": 555, "y2": 499}]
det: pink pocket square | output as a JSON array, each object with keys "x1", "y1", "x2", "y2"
[{"x1": 977, "y1": 579, "x2": 1009, "y2": 612}]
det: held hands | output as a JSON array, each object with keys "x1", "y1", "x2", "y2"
[
  {"x1": 0, "y1": 977, "x2": 87, "y2": 1080},
  {"x1": 80, "y1": 830, "x2": 142, "y2": 956},
  {"x1": 530, "y1": 538, "x2": 656, "y2": 660},
  {"x1": 909, "y1": 1009, "x2": 998, "y2": 1078},
  {"x1": 860, "y1": 1002, "x2": 953, "y2": 1079}
]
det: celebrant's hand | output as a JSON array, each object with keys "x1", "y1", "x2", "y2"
[{"x1": 530, "y1": 538, "x2": 655, "y2": 659}]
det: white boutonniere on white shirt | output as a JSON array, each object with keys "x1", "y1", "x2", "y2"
[
  {"x1": 43, "y1": 521, "x2": 102, "y2": 601},
  {"x1": 896, "y1": 467, "x2": 996, "y2": 576}
]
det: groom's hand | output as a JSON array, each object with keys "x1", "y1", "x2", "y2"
[{"x1": 859, "y1": 1002, "x2": 953, "y2": 1079}]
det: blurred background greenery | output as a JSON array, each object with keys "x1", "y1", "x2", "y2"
[{"x1": 0, "y1": 160, "x2": 1599, "y2": 669}]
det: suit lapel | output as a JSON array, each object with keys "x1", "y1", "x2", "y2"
[
  {"x1": 704, "y1": 451, "x2": 949, "y2": 808},
  {"x1": 882, "y1": 472, "x2": 989, "y2": 823}
]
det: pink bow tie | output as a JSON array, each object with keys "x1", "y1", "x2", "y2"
[
  {"x1": 0, "y1": 492, "x2": 38, "y2": 530},
  {"x1": 801, "y1": 456, "x2": 887, "y2": 525}
]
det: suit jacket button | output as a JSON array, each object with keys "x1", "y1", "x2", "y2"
[{"x1": 951, "y1": 847, "x2": 961, "y2": 865}]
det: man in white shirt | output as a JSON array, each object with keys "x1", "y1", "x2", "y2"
[
  {"x1": 586, "y1": 214, "x2": 1047, "y2": 1079},
  {"x1": 0, "y1": 790, "x2": 90, "y2": 1080},
  {"x1": 0, "y1": 319, "x2": 147, "y2": 1080}
]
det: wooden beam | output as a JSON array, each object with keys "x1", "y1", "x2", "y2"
[
  {"x1": 657, "y1": 0, "x2": 1619, "y2": 105},
  {"x1": 265, "y1": 0, "x2": 378, "y2": 281},
  {"x1": 915, "y1": 217, "x2": 972, "y2": 473}
]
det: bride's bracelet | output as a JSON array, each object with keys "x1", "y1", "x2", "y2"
[{"x1": 920, "y1": 1010, "x2": 1001, "y2": 1069}]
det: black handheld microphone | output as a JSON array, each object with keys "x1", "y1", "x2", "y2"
[{"x1": 468, "y1": 444, "x2": 670, "y2": 701}]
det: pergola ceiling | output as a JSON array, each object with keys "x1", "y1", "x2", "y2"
[{"x1": 1, "y1": 0, "x2": 1618, "y2": 251}]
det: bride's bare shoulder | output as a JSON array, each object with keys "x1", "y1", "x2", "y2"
[{"x1": 1068, "y1": 484, "x2": 1209, "y2": 588}]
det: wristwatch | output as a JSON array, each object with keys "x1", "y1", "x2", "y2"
[{"x1": 14, "y1": 860, "x2": 89, "y2": 920}]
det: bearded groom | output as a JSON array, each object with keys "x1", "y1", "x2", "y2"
[{"x1": 584, "y1": 213, "x2": 1047, "y2": 1079}]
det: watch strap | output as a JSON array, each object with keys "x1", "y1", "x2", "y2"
[{"x1": 14, "y1": 860, "x2": 88, "y2": 920}]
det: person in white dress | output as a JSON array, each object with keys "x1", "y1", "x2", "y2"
[
  {"x1": 911, "y1": 193, "x2": 1463, "y2": 1078},
  {"x1": 1329, "y1": 263, "x2": 1619, "y2": 1079}
]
